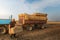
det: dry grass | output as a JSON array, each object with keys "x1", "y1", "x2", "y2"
[{"x1": 47, "y1": 21, "x2": 60, "y2": 24}]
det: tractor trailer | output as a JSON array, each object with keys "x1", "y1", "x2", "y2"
[
  {"x1": 18, "y1": 13, "x2": 47, "y2": 31},
  {"x1": 0, "y1": 13, "x2": 47, "y2": 34}
]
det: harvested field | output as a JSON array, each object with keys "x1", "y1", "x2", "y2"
[{"x1": 0, "y1": 24, "x2": 60, "y2": 40}]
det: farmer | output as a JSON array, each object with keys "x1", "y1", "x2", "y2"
[{"x1": 9, "y1": 19, "x2": 16, "y2": 38}]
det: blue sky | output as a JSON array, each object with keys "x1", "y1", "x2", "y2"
[{"x1": 0, "y1": 0, "x2": 60, "y2": 21}]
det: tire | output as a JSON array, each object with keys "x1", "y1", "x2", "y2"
[
  {"x1": 41, "y1": 25, "x2": 45, "y2": 29},
  {"x1": 29, "y1": 27, "x2": 32, "y2": 31},
  {"x1": 0, "y1": 27, "x2": 6, "y2": 34},
  {"x1": 41, "y1": 24, "x2": 47, "y2": 29},
  {"x1": 26, "y1": 25, "x2": 33, "y2": 31}
]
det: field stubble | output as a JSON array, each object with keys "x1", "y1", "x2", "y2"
[{"x1": 0, "y1": 23, "x2": 60, "y2": 40}]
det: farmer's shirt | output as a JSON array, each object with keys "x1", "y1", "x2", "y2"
[{"x1": 10, "y1": 21, "x2": 16, "y2": 28}]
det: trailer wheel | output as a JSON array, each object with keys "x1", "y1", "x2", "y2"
[
  {"x1": 0, "y1": 27, "x2": 6, "y2": 34},
  {"x1": 29, "y1": 27, "x2": 32, "y2": 31},
  {"x1": 41, "y1": 25, "x2": 45, "y2": 29},
  {"x1": 26, "y1": 25, "x2": 33, "y2": 31},
  {"x1": 41, "y1": 24, "x2": 47, "y2": 29}
]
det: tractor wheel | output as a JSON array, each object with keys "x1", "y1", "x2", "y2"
[{"x1": 0, "y1": 27, "x2": 6, "y2": 34}]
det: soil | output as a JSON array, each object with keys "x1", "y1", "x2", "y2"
[{"x1": 0, "y1": 24, "x2": 60, "y2": 40}]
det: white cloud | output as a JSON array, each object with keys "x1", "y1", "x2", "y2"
[
  {"x1": 0, "y1": 6, "x2": 11, "y2": 19},
  {"x1": 15, "y1": 0, "x2": 60, "y2": 14},
  {"x1": 25, "y1": 0, "x2": 60, "y2": 13},
  {"x1": 0, "y1": 0, "x2": 60, "y2": 20},
  {"x1": 12, "y1": 0, "x2": 60, "y2": 19}
]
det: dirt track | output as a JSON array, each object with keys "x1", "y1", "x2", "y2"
[{"x1": 0, "y1": 24, "x2": 60, "y2": 40}]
